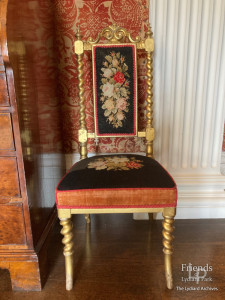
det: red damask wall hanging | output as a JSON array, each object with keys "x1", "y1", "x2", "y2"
[
  {"x1": 7, "y1": 1, "x2": 225, "y2": 154},
  {"x1": 57, "y1": 0, "x2": 150, "y2": 153},
  {"x1": 8, "y1": 0, "x2": 150, "y2": 154}
]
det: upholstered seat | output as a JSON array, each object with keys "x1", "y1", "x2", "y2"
[{"x1": 56, "y1": 154, "x2": 177, "y2": 209}]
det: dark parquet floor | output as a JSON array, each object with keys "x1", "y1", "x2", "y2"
[{"x1": 0, "y1": 214, "x2": 225, "y2": 300}]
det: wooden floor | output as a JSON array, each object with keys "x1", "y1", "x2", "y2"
[{"x1": 1, "y1": 214, "x2": 225, "y2": 300}]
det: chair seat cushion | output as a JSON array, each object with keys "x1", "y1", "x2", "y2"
[{"x1": 56, "y1": 154, "x2": 177, "y2": 209}]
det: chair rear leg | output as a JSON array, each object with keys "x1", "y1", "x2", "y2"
[
  {"x1": 162, "y1": 212, "x2": 175, "y2": 289},
  {"x1": 148, "y1": 213, "x2": 154, "y2": 221},
  {"x1": 85, "y1": 214, "x2": 91, "y2": 224},
  {"x1": 60, "y1": 218, "x2": 74, "y2": 291}
]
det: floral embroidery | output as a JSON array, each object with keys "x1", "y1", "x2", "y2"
[
  {"x1": 100, "y1": 52, "x2": 130, "y2": 128},
  {"x1": 87, "y1": 156, "x2": 143, "y2": 171}
]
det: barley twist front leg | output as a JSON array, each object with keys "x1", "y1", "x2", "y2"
[
  {"x1": 60, "y1": 218, "x2": 74, "y2": 291},
  {"x1": 162, "y1": 214, "x2": 175, "y2": 289}
]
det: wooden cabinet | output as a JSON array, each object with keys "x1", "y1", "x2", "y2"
[
  {"x1": 0, "y1": 0, "x2": 58, "y2": 291},
  {"x1": 0, "y1": 72, "x2": 10, "y2": 106},
  {"x1": 0, "y1": 113, "x2": 15, "y2": 150},
  {"x1": 0, "y1": 204, "x2": 26, "y2": 245},
  {"x1": 0, "y1": 157, "x2": 20, "y2": 198}
]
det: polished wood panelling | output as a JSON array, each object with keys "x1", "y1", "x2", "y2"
[
  {"x1": 0, "y1": 204, "x2": 26, "y2": 245},
  {"x1": 0, "y1": 113, "x2": 14, "y2": 150},
  {"x1": 0, "y1": 157, "x2": 20, "y2": 198}
]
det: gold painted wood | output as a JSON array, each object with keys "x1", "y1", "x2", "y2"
[
  {"x1": 74, "y1": 40, "x2": 84, "y2": 55},
  {"x1": 87, "y1": 132, "x2": 95, "y2": 139},
  {"x1": 162, "y1": 211, "x2": 175, "y2": 289},
  {"x1": 84, "y1": 39, "x2": 153, "y2": 51},
  {"x1": 86, "y1": 24, "x2": 141, "y2": 46},
  {"x1": 148, "y1": 213, "x2": 154, "y2": 221},
  {"x1": 60, "y1": 218, "x2": 74, "y2": 291},
  {"x1": 70, "y1": 208, "x2": 164, "y2": 214},
  {"x1": 146, "y1": 127, "x2": 154, "y2": 141},
  {"x1": 83, "y1": 43, "x2": 92, "y2": 51},
  {"x1": 78, "y1": 128, "x2": 88, "y2": 143},
  {"x1": 58, "y1": 208, "x2": 164, "y2": 215},
  {"x1": 58, "y1": 209, "x2": 71, "y2": 219},
  {"x1": 85, "y1": 214, "x2": 91, "y2": 224},
  {"x1": 145, "y1": 37, "x2": 154, "y2": 52},
  {"x1": 75, "y1": 27, "x2": 87, "y2": 159},
  {"x1": 58, "y1": 208, "x2": 175, "y2": 216},
  {"x1": 145, "y1": 24, "x2": 154, "y2": 158},
  {"x1": 137, "y1": 41, "x2": 145, "y2": 50},
  {"x1": 137, "y1": 131, "x2": 146, "y2": 138},
  {"x1": 88, "y1": 130, "x2": 146, "y2": 140}
]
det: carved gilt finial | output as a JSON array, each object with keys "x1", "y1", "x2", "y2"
[
  {"x1": 146, "y1": 22, "x2": 153, "y2": 38},
  {"x1": 76, "y1": 25, "x2": 82, "y2": 40}
]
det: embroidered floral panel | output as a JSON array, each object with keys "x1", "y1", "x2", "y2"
[
  {"x1": 93, "y1": 44, "x2": 137, "y2": 137},
  {"x1": 57, "y1": 154, "x2": 176, "y2": 191},
  {"x1": 88, "y1": 156, "x2": 143, "y2": 171}
]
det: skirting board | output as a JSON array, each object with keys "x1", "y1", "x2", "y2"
[
  {"x1": 134, "y1": 174, "x2": 225, "y2": 220},
  {"x1": 134, "y1": 191, "x2": 225, "y2": 220}
]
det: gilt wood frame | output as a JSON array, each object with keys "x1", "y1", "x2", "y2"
[{"x1": 74, "y1": 24, "x2": 155, "y2": 159}]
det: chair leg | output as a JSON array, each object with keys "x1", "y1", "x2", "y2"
[
  {"x1": 60, "y1": 218, "x2": 74, "y2": 291},
  {"x1": 148, "y1": 213, "x2": 154, "y2": 221},
  {"x1": 162, "y1": 213, "x2": 175, "y2": 289},
  {"x1": 85, "y1": 214, "x2": 91, "y2": 224}
]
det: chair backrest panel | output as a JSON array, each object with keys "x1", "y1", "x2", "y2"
[
  {"x1": 75, "y1": 24, "x2": 154, "y2": 159},
  {"x1": 92, "y1": 43, "x2": 138, "y2": 137}
]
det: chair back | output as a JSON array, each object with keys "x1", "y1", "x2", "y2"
[{"x1": 74, "y1": 24, "x2": 154, "y2": 158}]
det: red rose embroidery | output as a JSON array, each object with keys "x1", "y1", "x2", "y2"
[
  {"x1": 113, "y1": 71, "x2": 125, "y2": 84},
  {"x1": 126, "y1": 161, "x2": 142, "y2": 169}
]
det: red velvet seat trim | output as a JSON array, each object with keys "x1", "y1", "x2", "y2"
[{"x1": 56, "y1": 187, "x2": 177, "y2": 209}]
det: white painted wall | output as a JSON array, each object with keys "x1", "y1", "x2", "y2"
[
  {"x1": 146, "y1": 0, "x2": 225, "y2": 219},
  {"x1": 150, "y1": 0, "x2": 225, "y2": 173}
]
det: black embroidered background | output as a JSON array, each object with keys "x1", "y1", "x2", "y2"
[
  {"x1": 94, "y1": 45, "x2": 136, "y2": 135},
  {"x1": 57, "y1": 155, "x2": 176, "y2": 191}
]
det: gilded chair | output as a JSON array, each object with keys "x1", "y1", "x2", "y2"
[{"x1": 55, "y1": 24, "x2": 177, "y2": 291}]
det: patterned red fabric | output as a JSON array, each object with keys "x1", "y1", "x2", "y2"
[
  {"x1": 61, "y1": 0, "x2": 149, "y2": 153},
  {"x1": 8, "y1": 0, "x2": 149, "y2": 154}
]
